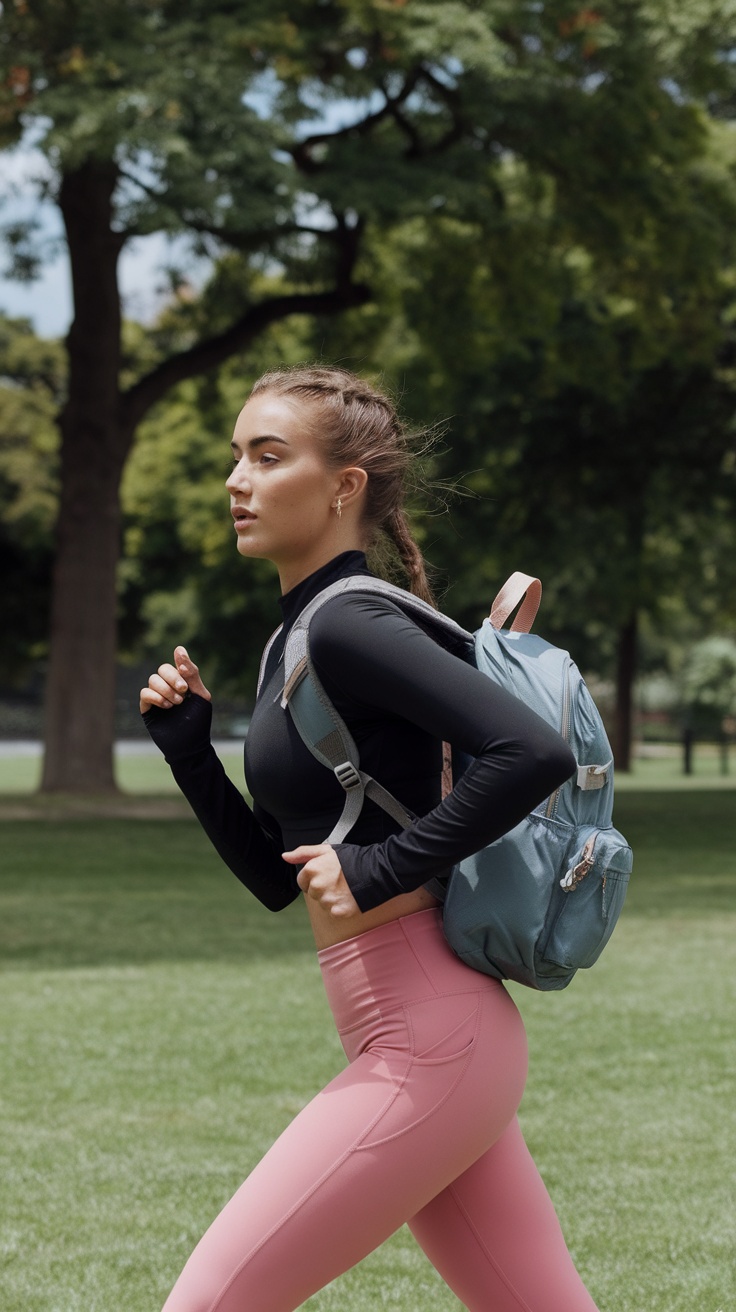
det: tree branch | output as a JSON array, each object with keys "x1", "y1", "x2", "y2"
[
  {"x1": 119, "y1": 279, "x2": 370, "y2": 437},
  {"x1": 290, "y1": 64, "x2": 468, "y2": 169},
  {"x1": 418, "y1": 66, "x2": 468, "y2": 155},
  {"x1": 290, "y1": 69, "x2": 422, "y2": 173},
  {"x1": 117, "y1": 165, "x2": 345, "y2": 251}
]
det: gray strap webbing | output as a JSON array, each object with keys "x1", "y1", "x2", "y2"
[
  {"x1": 256, "y1": 624, "x2": 284, "y2": 697},
  {"x1": 288, "y1": 661, "x2": 414, "y2": 844},
  {"x1": 280, "y1": 577, "x2": 469, "y2": 844}
]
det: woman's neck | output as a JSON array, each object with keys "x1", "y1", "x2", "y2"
[{"x1": 277, "y1": 537, "x2": 366, "y2": 595}]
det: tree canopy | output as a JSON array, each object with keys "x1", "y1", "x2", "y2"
[{"x1": 2, "y1": 0, "x2": 736, "y2": 785}]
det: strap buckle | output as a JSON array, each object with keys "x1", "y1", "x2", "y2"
[
  {"x1": 334, "y1": 761, "x2": 362, "y2": 791},
  {"x1": 576, "y1": 761, "x2": 611, "y2": 791}
]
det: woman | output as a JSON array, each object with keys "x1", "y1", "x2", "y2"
[{"x1": 141, "y1": 366, "x2": 599, "y2": 1312}]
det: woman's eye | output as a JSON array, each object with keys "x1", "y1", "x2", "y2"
[{"x1": 259, "y1": 453, "x2": 279, "y2": 465}]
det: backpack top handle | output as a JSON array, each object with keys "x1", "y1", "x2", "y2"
[{"x1": 489, "y1": 573, "x2": 542, "y2": 634}]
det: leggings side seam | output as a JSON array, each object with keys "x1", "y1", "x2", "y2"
[
  {"x1": 445, "y1": 1181, "x2": 536, "y2": 1312},
  {"x1": 399, "y1": 915, "x2": 442, "y2": 992},
  {"x1": 205, "y1": 1063, "x2": 412, "y2": 1312}
]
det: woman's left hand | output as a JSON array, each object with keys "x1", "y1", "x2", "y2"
[{"x1": 282, "y1": 844, "x2": 360, "y2": 919}]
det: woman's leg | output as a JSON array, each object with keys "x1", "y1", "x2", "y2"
[
  {"x1": 162, "y1": 978, "x2": 525, "y2": 1307},
  {"x1": 409, "y1": 1115, "x2": 599, "y2": 1311},
  {"x1": 161, "y1": 910, "x2": 594, "y2": 1312}
]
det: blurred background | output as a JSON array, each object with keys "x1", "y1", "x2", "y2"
[{"x1": 1, "y1": 0, "x2": 735, "y2": 792}]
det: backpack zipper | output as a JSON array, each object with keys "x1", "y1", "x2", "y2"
[
  {"x1": 560, "y1": 831, "x2": 598, "y2": 891},
  {"x1": 545, "y1": 662, "x2": 572, "y2": 819}
]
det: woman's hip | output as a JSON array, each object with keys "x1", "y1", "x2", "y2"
[{"x1": 318, "y1": 906, "x2": 526, "y2": 1066}]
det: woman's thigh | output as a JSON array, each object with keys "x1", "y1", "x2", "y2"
[
  {"x1": 409, "y1": 1115, "x2": 600, "y2": 1312},
  {"x1": 162, "y1": 981, "x2": 527, "y2": 1312}
]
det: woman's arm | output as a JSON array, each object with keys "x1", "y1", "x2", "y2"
[
  {"x1": 141, "y1": 650, "x2": 298, "y2": 912},
  {"x1": 309, "y1": 594, "x2": 576, "y2": 913}
]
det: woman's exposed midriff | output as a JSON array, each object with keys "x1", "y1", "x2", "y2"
[{"x1": 305, "y1": 884, "x2": 440, "y2": 950}]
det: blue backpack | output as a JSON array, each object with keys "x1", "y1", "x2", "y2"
[{"x1": 274, "y1": 572, "x2": 632, "y2": 991}]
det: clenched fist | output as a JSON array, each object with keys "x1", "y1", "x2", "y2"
[{"x1": 139, "y1": 647, "x2": 211, "y2": 715}]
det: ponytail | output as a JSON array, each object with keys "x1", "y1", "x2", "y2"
[{"x1": 385, "y1": 507, "x2": 436, "y2": 607}]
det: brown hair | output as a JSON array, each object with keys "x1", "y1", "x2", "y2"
[{"x1": 249, "y1": 365, "x2": 437, "y2": 606}]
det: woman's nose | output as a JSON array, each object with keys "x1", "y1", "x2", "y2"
[{"x1": 226, "y1": 460, "x2": 250, "y2": 494}]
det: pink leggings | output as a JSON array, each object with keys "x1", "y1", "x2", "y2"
[{"x1": 162, "y1": 908, "x2": 598, "y2": 1311}]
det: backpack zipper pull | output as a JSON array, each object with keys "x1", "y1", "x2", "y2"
[{"x1": 560, "y1": 833, "x2": 597, "y2": 891}]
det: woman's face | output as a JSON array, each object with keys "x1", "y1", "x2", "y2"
[{"x1": 226, "y1": 391, "x2": 350, "y2": 586}]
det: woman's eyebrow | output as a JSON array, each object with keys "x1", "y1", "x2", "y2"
[{"x1": 230, "y1": 435, "x2": 290, "y2": 452}]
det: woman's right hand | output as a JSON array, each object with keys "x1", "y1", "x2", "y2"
[{"x1": 139, "y1": 646, "x2": 211, "y2": 715}]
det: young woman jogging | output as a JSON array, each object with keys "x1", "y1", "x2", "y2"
[{"x1": 141, "y1": 365, "x2": 600, "y2": 1312}]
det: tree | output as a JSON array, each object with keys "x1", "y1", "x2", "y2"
[
  {"x1": 1, "y1": 1, "x2": 374, "y2": 789},
  {"x1": 679, "y1": 636, "x2": 736, "y2": 773},
  {"x1": 679, "y1": 638, "x2": 736, "y2": 720},
  {"x1": 2, "y1": 0, "x2": 735, "y2": 788},
  {"x1": 309, "y1": 111, "x2": 736, "y2": 769}
]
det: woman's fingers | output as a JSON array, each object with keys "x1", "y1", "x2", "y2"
[
  {"x1": 174, "y1": 646, "x2": 211, "y2": 702},
  {"x1": 139, "y1": 646, "x2": 212, "y2": 714},
  {"x1": 282, "y1": 844, "x2": 331, "y2": 865},
  {"x1": 282, "y1": 847, "x2": 360, "y2": 919},
  {"x1": 139, "y1": 667, "x2": 186, "y2": 713},
  {"x1": 140, "y1": 650, "x2": 200, "y2": 714}
]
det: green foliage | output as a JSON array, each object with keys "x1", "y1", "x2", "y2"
[
  {"x1": 119, "y1": 311, "x2": 312, "y2": 693},
  {"x1": 304, "y1": 166, "x2": 736, "y2": 671},
  {"x1": 3, "y1": 1, "x2": 736, "y2": 273},
  {"x1": 0, "y1": 315, "x2": 64, "y2": 680},
  {"x1": 678, "y1": 636, "x2": 736, "y2": 731}
]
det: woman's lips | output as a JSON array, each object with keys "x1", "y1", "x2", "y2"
[{"x1": 232, "y1": 508, "x2": 256, "y2": 530}]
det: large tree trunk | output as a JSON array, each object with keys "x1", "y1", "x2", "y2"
[
  {"x1": 41, "y1": 162, "x2": 126, "y2": 793},
  {"x1": 614, "y1": 613, "x2": 638, "y2": 773},
  {"x1": 39, "y1": 177, "x2": 370, "y2": 793}
]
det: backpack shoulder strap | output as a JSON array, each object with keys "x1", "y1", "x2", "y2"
[
  {"x1": 282, "y1": 575, "x2": 471, "y2": 704},
  {"x1": 256, "y1": 623, "x2": 284, "y2": 697},
  {"x1": 281, "y1": 576, "x2": 471, "y2": 845}
]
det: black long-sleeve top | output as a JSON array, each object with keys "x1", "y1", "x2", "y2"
[{"x1": 143, "y1": 551, "x2": 576, "y2": 913}]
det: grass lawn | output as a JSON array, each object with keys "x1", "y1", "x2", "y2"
[{"x1": 1, "y1": 780, "x2": 734, "y2": 1311}]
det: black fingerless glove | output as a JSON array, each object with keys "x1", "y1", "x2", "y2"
[{"x1": 142, "y1": 693, "x2": 213, "y2": 763}]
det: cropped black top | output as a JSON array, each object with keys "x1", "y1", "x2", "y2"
[{"x1": 143, "y1": 551, "x2": 575, "y2": 912}]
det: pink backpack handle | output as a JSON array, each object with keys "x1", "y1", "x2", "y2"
[{"x1": 489, "y1": 572, "x2": 542, "y2": 633}]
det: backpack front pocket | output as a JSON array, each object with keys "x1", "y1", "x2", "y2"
[{"x1": 539, "y1": 826, "x2": 633, "y2": 973}]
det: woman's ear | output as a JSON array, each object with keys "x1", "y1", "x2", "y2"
[{"x1": 335, "y1": 466, "x2": 368, "y2": 509}]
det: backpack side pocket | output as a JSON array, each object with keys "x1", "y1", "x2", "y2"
[{"x1": 539, "y1": 826, "x2": 632, "y2": 975}]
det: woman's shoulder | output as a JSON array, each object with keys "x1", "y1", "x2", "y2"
[
  {"x1": 308, "y1": 587, "x2": 471, "y2": 690},
  {"x1": 309, "y1": 587, "x2": 413, "y2": 654},
  {"x1": 306, "y1": 587, "x2": 437, "y2": 704}
]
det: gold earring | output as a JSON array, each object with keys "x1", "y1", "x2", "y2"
[{"x1": 336, "y1": 497, "x2": 342, "y2": 519}]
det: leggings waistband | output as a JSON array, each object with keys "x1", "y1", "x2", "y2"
[{"x1": 317, "y1": 907, "x2": 499, "y2": 1035}]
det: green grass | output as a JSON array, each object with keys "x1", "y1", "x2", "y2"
[
  {"x1": 1, "y1": 791, "x2": 734, "y2": 1311},
  {"x1": 0, "y1": 744, "x2": 246, "y2": 796}
]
